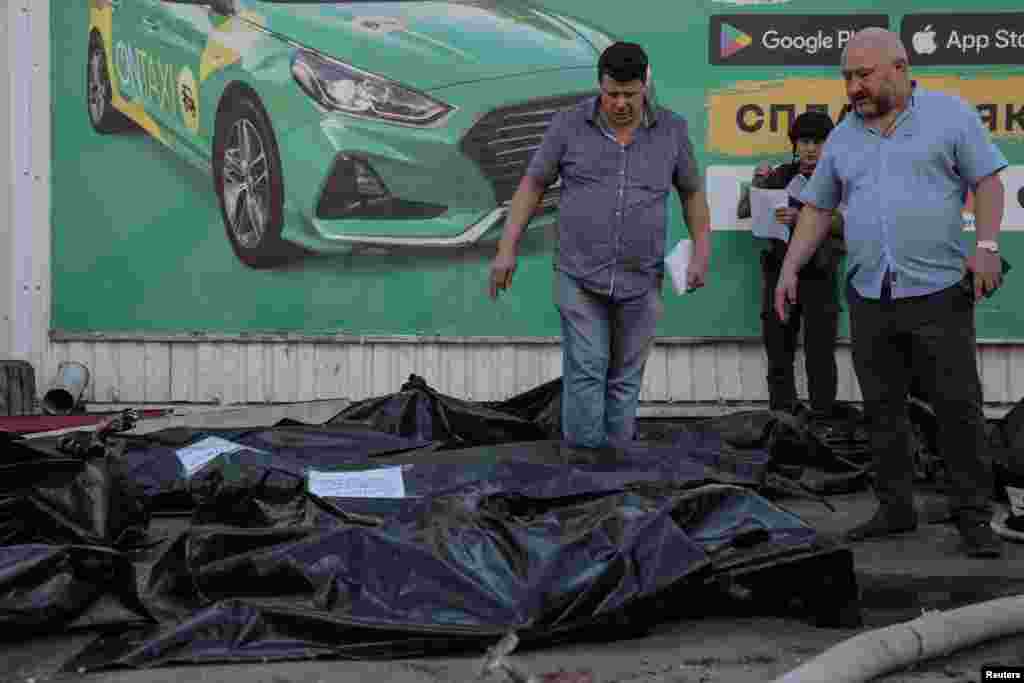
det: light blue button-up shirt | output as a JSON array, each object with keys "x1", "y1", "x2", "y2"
[{"x1": 799, "y1": 83, "x2": 1008, "y2": 299}]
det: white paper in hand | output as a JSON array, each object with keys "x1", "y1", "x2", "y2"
[
  {"x1": 750, "y1": 187, "x2": 791, "y2": 241},
  {"x1": 665, "y1": 239, "x2": 692, "y2": 294}
]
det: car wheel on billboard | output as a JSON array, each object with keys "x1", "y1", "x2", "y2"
[
  {"x1": 213, "y1": 89, "x2": 293, "y2": 269},
  {"x1": 86, "y1": 34, "x2": 133, "y2": 134}
]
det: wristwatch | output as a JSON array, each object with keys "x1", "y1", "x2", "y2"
[{"x1": 977, "y1": 240, "x2": 1000, "y2": 254}]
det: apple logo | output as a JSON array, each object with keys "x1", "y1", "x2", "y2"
[{"x1": 913, "y1": 25, "x2": 938, "y2": 55}]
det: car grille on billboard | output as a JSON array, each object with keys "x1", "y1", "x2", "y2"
[{"x1": 459, "y1": 92, "x2": 597, "y2": 206}]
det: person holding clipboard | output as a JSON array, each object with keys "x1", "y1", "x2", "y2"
[{"x1": 737, "y1": 110, "x2": 844, "y2": 417}]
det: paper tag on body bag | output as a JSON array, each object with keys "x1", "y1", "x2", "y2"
[
  {"x1": 175, "y1": 436, "x2": 264, "y2": 478},
  {"x1": 665, "y1": 239, "x2": 692, "y2": 294},
  {"x1": 308, "y1": 466, "x2": 406, "y2": 499}
]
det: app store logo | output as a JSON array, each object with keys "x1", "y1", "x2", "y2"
[
  {"x1": 901, "y1": 13, "x2": 1024, "y2": 65},
  {"x1": 912, "y1": 25, "x2": 938, "y2": 55}
]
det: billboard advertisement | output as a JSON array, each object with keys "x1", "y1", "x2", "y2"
[{"x1": 52, "y1": 1, "x2": 1024, "y2": 339}]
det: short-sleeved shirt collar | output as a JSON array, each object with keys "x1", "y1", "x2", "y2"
[
  {"x1": 850, "y1": 80, "x2": 919, "y2": 136},
  {"x1": 587, "y1": 94, "x2": 657, "y2": 134}
]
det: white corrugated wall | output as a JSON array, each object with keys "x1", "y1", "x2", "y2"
[
  {"x1": 3, "y1": 1, "x2": 1024, "y2": 409},
  {"x1": 41, "y1": 340, "x2": 847, "y2": 405},
  {"x1": 1, "y1": 2, "x2": 11, "y2": 357}
]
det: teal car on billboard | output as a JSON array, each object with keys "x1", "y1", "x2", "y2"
[{"x1": 86, "y1": 0, "x2": 615, "y2": 267}]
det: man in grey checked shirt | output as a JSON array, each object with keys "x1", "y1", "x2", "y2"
[{"x1": 488, "y1": 42, "x2": 711, "y2": 450}]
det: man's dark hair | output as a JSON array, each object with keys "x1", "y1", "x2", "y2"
[{"x1": 598, "y1": 42, "x2": 648, "y2": 84}]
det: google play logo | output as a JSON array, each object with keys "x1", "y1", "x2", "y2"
[{"x1": 720, "y1": 23, "x2": 753, "y2": 58}]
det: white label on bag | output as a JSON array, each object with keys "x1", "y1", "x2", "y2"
[
  {"x1": 175, "y1": 436, "x2": 249, "y2": 477},
  {"x1": 1007, "y1": 486, "x2": 1024, "y2": 516},
  {"x1": 308, "y1": 467, "x2": 406, "y2": 499}
]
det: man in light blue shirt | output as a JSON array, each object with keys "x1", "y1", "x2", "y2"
[{"x1": 774, "y1": 28, "x2": 1008, "y2": 558}]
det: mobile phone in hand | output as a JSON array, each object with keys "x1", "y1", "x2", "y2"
[{"x1": 960, "y1": 257, "x2": 1012, "y2": 300}]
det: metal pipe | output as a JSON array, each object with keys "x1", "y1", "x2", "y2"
[{"x1": 42, "y1": 361, "x2": 90, "y2": 415}]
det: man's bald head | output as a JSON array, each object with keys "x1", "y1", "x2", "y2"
[
  {"x1": 842, "y1": 28, "x2": 909, "y2": 68},
  {"x1": 840, "y1": 28, "x2": 913, "y2": 122}
]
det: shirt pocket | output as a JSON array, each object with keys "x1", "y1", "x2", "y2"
[
  {"x1": 629, "y1": 150, "x2": 674, "y2": 192},
  {"x1": 625, "y1": 157, "x2": 671, "y2": 214},
  {"x1": 563, "y1": 144, "x2": 622, "y2": 185},
  {"x1": 837, "y1": 150, "x2": 877, "y2": 198}
]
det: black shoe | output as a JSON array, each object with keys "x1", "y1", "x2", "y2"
[
  {"x1": 957, "y1": 517, "x2": 1002, "y2": 558},
  {"x1": 844, "y1": 506, "x2": 918, "y2": 542},
  {"x1": 772, "y1": 401, "x2": 807, "y2": 418},
  {"x1": 808, "y1": 406, "x2": 841, "y2": 421}
]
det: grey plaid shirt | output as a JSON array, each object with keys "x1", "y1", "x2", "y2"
[{"x1": 526, "y1": 96, "x2": 701, "y2": 299}]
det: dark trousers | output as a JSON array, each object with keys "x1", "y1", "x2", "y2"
[
  {"x1": 760, "y1": 251, "x2": 839, "y2": 413},
  {"x1": 847, "y1": 281, "x2": 992, "y2": 520}
]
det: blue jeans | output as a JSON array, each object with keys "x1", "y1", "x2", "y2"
[{"x1": 556, "y1": 270, "x2": 663, "y2": 449}]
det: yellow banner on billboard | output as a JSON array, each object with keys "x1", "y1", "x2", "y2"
[{"x1": 707, "y1": 75, "x2": 1024, "y2": 157}]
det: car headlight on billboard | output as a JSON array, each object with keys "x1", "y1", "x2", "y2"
[{"x1": 291, "y1": 49, "x2": 452, "y2": 125}]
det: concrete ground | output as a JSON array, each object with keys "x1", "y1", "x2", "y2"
[{"x1": 4, "y1": 404, "x2": 1024, "y2": 683}]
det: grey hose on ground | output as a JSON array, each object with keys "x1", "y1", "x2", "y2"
[{"x1": 774, "y1": 595, "x2": 1024, "y2": 682}]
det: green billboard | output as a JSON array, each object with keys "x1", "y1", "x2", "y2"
[{"x1": 52, "y1": 1, "x2": 1024, "y2": 339}]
